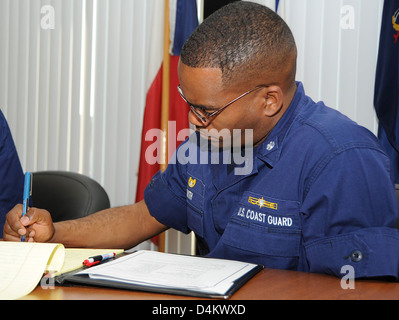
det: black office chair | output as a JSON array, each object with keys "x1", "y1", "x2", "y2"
[{"x1": 31, "y1": 171, "x2": 110, "y2": 222}]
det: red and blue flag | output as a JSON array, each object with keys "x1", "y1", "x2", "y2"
[{"x1": 374, "y1": 0, "x2": 399, "y2": 182}]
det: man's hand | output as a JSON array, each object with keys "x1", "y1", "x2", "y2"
[{"x1": 3, "y1": 204, "x2": 55, "y2": 242}]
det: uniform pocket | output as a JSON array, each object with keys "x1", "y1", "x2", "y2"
[
  {"x1": 222, "y1": 217, "x2": 301, "y2": 257},
  {"x1": 217, "y1": 192, "x2": 302, "y2": 269},
  {"x1": 186, "y1": 172, "x2": 205, "y2": 238}
]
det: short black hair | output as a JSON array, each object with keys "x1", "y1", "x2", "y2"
[{"x1": 180, "y1": 1, "x2": 297, "y2": 87}]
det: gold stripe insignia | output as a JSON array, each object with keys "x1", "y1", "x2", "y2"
[{"x1": 248, "y1": 196, "x2": 277, "y2": 210}]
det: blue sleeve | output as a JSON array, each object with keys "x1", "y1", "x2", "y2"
[
  {"x1": 301, "y1": 146, "x2": 399, "y2": 279},
  {"x1": 0, "y1": 111, "x2": 24, "y2": 237},
  {"x1": 144, "y1": 161, "x2": 190, "y2": 234}
]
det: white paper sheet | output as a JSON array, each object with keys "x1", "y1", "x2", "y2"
[{"x1": 78, "y1": 250, "x2": 258, "y2": 296}]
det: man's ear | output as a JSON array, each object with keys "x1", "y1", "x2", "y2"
[{"x1": 263, "y1": 86, "x2": 283, "y2": 117}]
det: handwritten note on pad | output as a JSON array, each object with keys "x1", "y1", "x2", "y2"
[{"x1": 0, "y1": 242, "x2": 65, "y2": 300}]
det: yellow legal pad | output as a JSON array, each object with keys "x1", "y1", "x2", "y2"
[{"x1": 0, "y1": 242, "x2": 123, "y2": 300}]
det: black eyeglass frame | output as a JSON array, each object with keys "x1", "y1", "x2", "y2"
[{"x1": 177, "y1": 84, "x2": 268, "y2": 124}]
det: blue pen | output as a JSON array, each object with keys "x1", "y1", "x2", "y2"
[{"x1": 21, "y1": 172, "x2": 32, "y2": 242}]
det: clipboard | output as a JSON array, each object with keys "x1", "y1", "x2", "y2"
[{"x1": 63, "y1": 250, "x2": 263, "y2": 299}]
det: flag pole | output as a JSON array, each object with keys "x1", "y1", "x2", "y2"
[
  {"x1": 158, "y1": 0, "x2": 171, "y2": 253},
  {"x1": 189, "y1": 0, "x2": 204, "y2": 257},
  {"x1": 161, "y1": 0, "x2": 170, "y2": 168}
]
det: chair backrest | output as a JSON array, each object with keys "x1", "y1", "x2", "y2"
[{"x1": 31, "y1": 171, "x2": 110, "y2": 222}]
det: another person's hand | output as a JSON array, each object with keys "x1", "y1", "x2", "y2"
[{"x1": 3, "y1": 204, "x2": 55, "y2": 242}]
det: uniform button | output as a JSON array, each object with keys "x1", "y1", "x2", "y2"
[{"x1": 350, "y1": 250, "x2": 363, "y2": 262}]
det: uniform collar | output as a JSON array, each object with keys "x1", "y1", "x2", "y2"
[{"x1": 255, "y1": 82, "x2": 307, "y2": 167}]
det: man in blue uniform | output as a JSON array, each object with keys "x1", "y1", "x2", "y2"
[
  {"x1": 4, "y1": 2, "x2": 399, "y2": 279},
  {"x1": 0, "y1": 109, "x2": 24, "y2": 237}
]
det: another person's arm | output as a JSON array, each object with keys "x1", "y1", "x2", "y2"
[{"x1": 0, "y1": 110, "x2": 25, "y2": 238}]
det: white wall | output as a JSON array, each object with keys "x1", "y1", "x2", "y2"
[
  {"x1": 0, "y1": 0, "x2": 155, "y2": 208},
  {"x1": 0, "y1": 0, "x2": 383, "y2": 214},
  {"x1": 282, "y1": 0, "x2": 383, "y2": 134}
]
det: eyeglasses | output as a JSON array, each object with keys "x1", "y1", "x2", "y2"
[{"x1": 177, "y1": 84, "x2": 267, "y2": 124}]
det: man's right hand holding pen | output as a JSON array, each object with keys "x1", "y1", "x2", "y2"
[
  {"x1": 4, "y1": 205, "x2": 55, "y2": 243},
  {"x1": 3, "y1": 199, "x2": 167, "y2": 250}
]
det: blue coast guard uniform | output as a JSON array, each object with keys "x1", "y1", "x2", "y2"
[
  {"x1": 145, "y1": 82, "x2": 399, "y2": 279},
  {"x1": 0, "y1": 109, "x2": 24, "y2": 238}
]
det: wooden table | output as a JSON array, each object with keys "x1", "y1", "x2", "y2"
[{"x1": 22, "y1": 267, "x2": 399, "y2": 300}]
